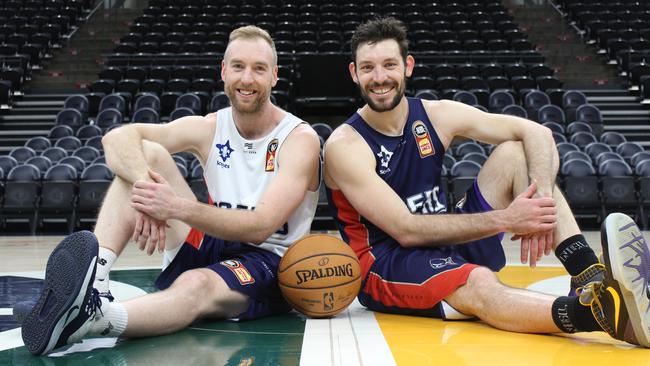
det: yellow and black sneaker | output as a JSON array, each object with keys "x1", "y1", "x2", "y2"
[
  {"x1": 578, "y1": 213, "x2": 650, "y2": 347},
  {"x1": 569, "y1": 262, "x2": 605, "y2": 296}
]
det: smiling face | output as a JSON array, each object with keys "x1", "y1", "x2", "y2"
[
  {"x1": 350, "y1": 39, "x2": 414, "y2": 113},
  {"x1": 221, "y1": 37, "x2": 278, "y2": 115}
]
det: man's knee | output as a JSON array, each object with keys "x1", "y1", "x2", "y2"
[
  {"x1": 142, "y1": 140, "x2": 173, "y2": 169},
  {"x1": 446, "y1": 266, "x2": 501, "y2": 315},
  {"x1": 490, "y1": 141, "x2": 525, "y2": 166},
  {"x1": 171, "y1": 269, "x2": 247, "y2": 318}
]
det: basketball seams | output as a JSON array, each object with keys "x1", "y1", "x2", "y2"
[{"x1": 278, "y1": 276, "x2": 362, "y2": 289}]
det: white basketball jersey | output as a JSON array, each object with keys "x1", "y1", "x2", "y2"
[{"x1": 203, "y1": 107, "x2": 319, "y2": 256}]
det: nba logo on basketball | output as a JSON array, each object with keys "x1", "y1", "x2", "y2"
[{"x1": 265, "y1": 138, "x2": 278, "y2": 172}]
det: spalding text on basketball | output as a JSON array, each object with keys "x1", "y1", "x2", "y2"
[{"x1": 295, "y1": 263, "x2": 354, "y2": 285}]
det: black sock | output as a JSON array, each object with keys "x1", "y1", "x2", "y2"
[
  {"x1": 554, "y1": 234, "x2": 599, "y2": 276},
  {"x1": 551, "y1": 296, "x2": 601, "y2": 333}
]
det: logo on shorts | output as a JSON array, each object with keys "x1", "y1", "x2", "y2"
[
  {"x1": 411, "y1": 121, "x2": 434, "y2": 158},
  {"x1": 221, "y1": 259, "x2": 255, "y2": 285},
  {"x1": 430, "y1": 257, "x2": 457, "y2": 269},
  {"x1": 265, "y1": 138, "x2": 278, "y2": 172}
]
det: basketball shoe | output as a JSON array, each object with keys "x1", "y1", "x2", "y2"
[
  {"x1": 577, "y1": 213, "x2": 650, "y2": 347},
  {"x1": 569, "y1": 262, "x2": 605, "y2": 296},
  {"x1": 21, "y1": 231, "x2": 104, "y2": 355}
]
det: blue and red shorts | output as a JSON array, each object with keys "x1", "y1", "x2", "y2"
[
  {"x1": 358, "y1": 180, "x2": 505, "y2": 318},
  {"x1": 155, "y1": 229, "x2": 291, "y2": 321}
]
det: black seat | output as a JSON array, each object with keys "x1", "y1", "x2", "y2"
[
  {"x1": 501, "y1": 104, "x2": 527, "y2": 118},
  {"x1": 450, "y1": 160, "x2": 482, "y2": 204},
  {"x1": 54, "y1": 136, "x2": 83, "y2": 154},
  {"x1": 566, "y1": 121, "x2": 593, "y2": 136},
  {"x1": 455, "y1": 141, "x2": 486, "y2": 159},
  {"x1": 24, "y1": 136, "x2": 51, "y2": 153},
  {"x1": 59, "y1": 156, "x2": 86, "y2": 175},
  {"x1": 95, "y1": 108, "x2": 123, "y2": 131},
  {"x1": 311, "y1": 123, "x2": 333, "y2": 143},
  {"x1": 560, "y1": 158, "x2": 600, "y2": 223},
  {"x1": 75, "y1": 124, "x2": 102, "y2": 142},
  {"x1": 542, "y1": 122, "x2": 565, "y2": 135},
  {"x1": 99, "y1": 93, "x2": 127, "y2": 114},
  {"x1": 209, "y1": 92, "x2": 230, "y2": 112},
  {"x1": 175, "y1": 92, "x2": 202, "y2": 114},
  {"x1": 585, "y1": 142, "x2": 613, "y2": 161},
  {"x1": 0, "y1": 155, "x2": 18, "y2": 177},
  {"x1": 537, "y1": 104, "x2": 565, "y2": 124},
  {"x1": 570, "y1": 132, "x2": 598, "y2": 149},
  {"x1": 616, "y1": 142, "x2": 644, "y2": 164},
  {"x1": 55, "y1": 108, "x2": 84, "y2": 131},
  {"x1": 574, "y1": 104, "x2": 603, "y2": 136},
  {"x1": 9, "y1": 146, "x2": 36, "y2": 164},
  {"x1": 452, "y1": 91, "x2": 478, "y2": 106},
  {"x1": 488, "y1": 90, "x2": 514, "y2": 113},
  {"x1": 25, "y1": 156, "x2": 52, "y2": 177},
  {"x1": 189, "y1": 164, "x2": 208, "y2": 203},
  {"x1": 41, "y1": 147, "x2": 68, "y2": 163},
  {"x1": 563, "y1": 151, "x2": 592, "y2": 165},
  {"x1": 599, "y1": 131, "x2": 626, "y2": 148},
  {"x1": 132, "y1": 107, "x2": 160, "y2": 124},
  {"x1": 414, "y1": 90, "x2": 438, "y2": 100},
  {"x1": 2, "y1": 164, "x2": 41, "y2": 233},
  {"x1": 598, "y1": 159, "x2": 637, "y2": 217},
  {"x1": 72, "y1": 146, "x2": 101, "y2": 164},
  {"x1": 562, "y1": 90, "x2": 588, "y2": 122},
  {"x1": 170, "y1": 107, "x2": 196, "y2": 120},
  {"x1": 556, "y1": 142, "x2": 579, "y2": 159},
  {"x1": 77, "y1": 163, "x2": 114, "y2": 226},
  {"x1": 523, "y1": 90, "x2": 551, "y2": 122},
  {"x1": 39, "y1": 163, "x2": 78, "y2": 233},
  {"x1": 63, "y1": 95, "x2": 90, "y2": 120}
]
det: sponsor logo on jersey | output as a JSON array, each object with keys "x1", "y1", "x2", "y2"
[
  {"x1": 411, "y1": 120, "x2": 434, "y2": 158},
  {"x1": 221, "y1": 259, "x2": 255, "y2": 285},
  {"x1": 243, "y1": 142, "x2": 256, "y2": 155},
  {"x1": 265, "y1": 138, "x2": 278, "y2": 172},
  {"x1": 377, "y1": 145, "x2": 394, "y2": 175},
  {"x1": 295, "y1": 263, "x2": 354, "y2": 285},
  {"x1": 429, "y1": 257, "x2": 457, "y2": 269},
  {"x1": 215, "y1": 140, "x2": 234, "y2": 168}
]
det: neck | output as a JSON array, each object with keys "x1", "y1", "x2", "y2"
[
  {"x1": 359, "y1": 97, "x2": 409, "y2": 136},
  {"x1": 232, "y1": 102, "x2": 284, "y2": 140}
]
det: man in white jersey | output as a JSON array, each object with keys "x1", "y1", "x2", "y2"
[{"x1": 19, "y1": 25, "x2": 321, "y2": 355}]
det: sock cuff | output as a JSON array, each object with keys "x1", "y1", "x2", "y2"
[
  {"x1": 555, "y1": 234, "x2": 589, "y2": 262},
  {"x1": 552, "y1": 296, "x2": 577, "y2": 333},
  {"x1": 104, "y1": 301, "x2": 128, "y2": 338}
]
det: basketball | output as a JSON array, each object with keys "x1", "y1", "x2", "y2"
[{"x1": 278, "y1": 234, "x2": 361, "y2": 318}]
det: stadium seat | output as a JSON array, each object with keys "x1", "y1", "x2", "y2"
[
  {"x1": 2, "y1": 164, "x2": 41, "y2": 233},
  {"x1": 132, "y1": 107, "x2": 160, "y2": 124},
  {"x1": 24, "y1": 136, "x2": 51, "y2": 153},
  {"x1": 76, "y1": 163, "x2": 114, "y2": 226},
  {"x1": 39, "y1": 163, "x2": 78, "y2": 233},
  {"x1": 55, "y1": 108, "x2": 84, "y2": 131}
]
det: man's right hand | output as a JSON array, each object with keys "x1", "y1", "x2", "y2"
[
  {"x1": 132, "y1": 211, "x2": 169, "y2": 255},
  {"x1": 503, "y1": 182, "x2": 557, "y2": 236}
]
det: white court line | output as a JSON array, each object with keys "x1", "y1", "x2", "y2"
[
  {"x1": 0, "y1": 270, "x2": 147, "y2": 352},
  {"x1": 300, "y1": 299, "x2": 396, "y2": 366}
]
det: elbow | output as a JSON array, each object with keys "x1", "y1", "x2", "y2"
[
  {"x1": 248, "y1": 216, "x2": 280, "y2": 245},
  {"x1": 392, "y1": 223, "x2": 420, "y2": 248}
]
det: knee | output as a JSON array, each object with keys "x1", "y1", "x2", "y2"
[
  {"x1": 491, "y1": 141, "x2": 525, "y2": 164},
  {"x1": 142, "y1": 140, "x2": 174, "y2": 169},
  {"x1": 455, "y1": 266, "x2": 502, "y2": 313},
  {"x1": 171, "y1": 269, "x2": 216, "y2": 313}
]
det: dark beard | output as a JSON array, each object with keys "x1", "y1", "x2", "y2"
[{"x1": 358, "y1": 81, "x2": 405, "y2": 112}]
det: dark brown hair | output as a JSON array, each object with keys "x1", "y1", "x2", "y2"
[{"x1": 350, "y1": 17, "x2": 408, "y2": 64}]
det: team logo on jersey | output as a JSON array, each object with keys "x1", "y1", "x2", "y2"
[
  {"x1": 411, "y1": 121, "x2": 435, "y2": 158},
  {"x1": 221, "y1": 259, "x2": 255, "y2": 285},
  {"x1": 265, "y1": 138, "x2": 278, "y2": 172},
  {"x1": 377, "y1": 145, "x2": 393, "y2": 175},
  {"x1": 215, "y1": 140, "x2": 234, "y2": 168}
]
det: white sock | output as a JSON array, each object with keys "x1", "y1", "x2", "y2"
[
  {"x1": 90, "y1": 299, "x2": 128, "y2": 338},
  {"x1": 95, "y1": 247, "x2": 117, "y2": 292}
]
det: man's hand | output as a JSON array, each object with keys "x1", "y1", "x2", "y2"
[
  {"x1": 131, "y1": 170, "x2": 179, "y2": 221},
  {"x1": 503, "y1": 181, "x2": 557, "y2": 236},
  {"x1": 132, "y1": 211, "x2": 169, "y2": 255},
  {"x1": 511, "y1": 229, "x2": 554, "y2": 268}
]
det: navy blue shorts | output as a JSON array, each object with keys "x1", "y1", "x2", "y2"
[
  {"x1": 358, "y1": 180, "x2": 505, "y2": 318},
  {"x1": 155, "y1": 230, "x2": 291, "y2": 321}
]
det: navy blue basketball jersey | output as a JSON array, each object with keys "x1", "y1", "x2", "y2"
[{"x1": 327, "y1": 98, "x2": 447, "y2": 272}]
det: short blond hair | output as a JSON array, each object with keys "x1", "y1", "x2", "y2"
[{"x1": 227, "y1": 25, "x2": 277, "y2": 66}]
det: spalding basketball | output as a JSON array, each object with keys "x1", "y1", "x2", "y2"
[{"x1": 278, "y1": 234, "x2": 361, "y2": 318}]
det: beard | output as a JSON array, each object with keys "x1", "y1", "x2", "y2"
[
  {"x1": 225, "y1": 84, "x2": 271, "y2": 114},
  {"x1": 358, "y1": 79, "x2": 405, "y2": 113}
]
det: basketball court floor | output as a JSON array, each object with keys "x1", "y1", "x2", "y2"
[{"x1": 1, "y1": 231, "x2": 649, "y2": 365}]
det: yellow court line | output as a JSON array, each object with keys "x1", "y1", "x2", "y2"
[{"x1": 375, "y1": 265, "x2": 650, "y2": 366}]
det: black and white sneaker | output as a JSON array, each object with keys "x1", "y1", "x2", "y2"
[{"x1": 21, "y1": 231, "x2": 100, "y2": 355}]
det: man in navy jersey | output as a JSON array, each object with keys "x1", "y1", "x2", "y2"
[
  {"x1": 18, "y1": 26, "x2": 321, "y2": 355},
  {"x1": 325, "y1": 17, "x2": 649, "y2": 347}
]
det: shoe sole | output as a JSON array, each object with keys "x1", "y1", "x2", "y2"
[
  {"x1": 603, "y1": 213, "x2": 650, "y2": 347},
  {"x1": 21, "y1": 231, "x2": 98, "y2": 355}
]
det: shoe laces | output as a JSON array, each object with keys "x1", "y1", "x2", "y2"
[
  {"x1": 89, "y1": 288, "x2": 105, "y2": 317},
  {"x1": 576, "y1": 281, "x2": 615, "y2": 336}
]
